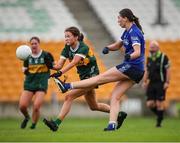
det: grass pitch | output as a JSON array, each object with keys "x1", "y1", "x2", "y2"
[{"x1": 0, "y1": 117, "x2": 179, "y2": 142}]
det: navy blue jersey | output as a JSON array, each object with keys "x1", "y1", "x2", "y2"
[{"x1": 121, "y1": 24, "x2": 145, "y2": 71}]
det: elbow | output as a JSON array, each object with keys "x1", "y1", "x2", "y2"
[{"x1": 136, "y1": 51, "x2": 141, "y2": 58}]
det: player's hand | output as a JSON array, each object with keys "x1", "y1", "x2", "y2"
[
  {"x1": 53, "y1": 61, "x2": 59, "y2": 70},
  {"x1": 24, "y1": 69, "x2": 29, "y2": 75},
  {"x1": 102, "y1": 47, "x2": 109, "y2": 54},
  {"x1": 22, "y1": 67, "x2": 29, "y2": 75},
  {"x1": 163, "y1": 82, "x2": 169, "y2": 90},
  {"x1": 50, "y1": 71, "x2": 62, "y2": 78},
  {"x1": 124, "y1": 54, "x2": 131, "y2": 61}
]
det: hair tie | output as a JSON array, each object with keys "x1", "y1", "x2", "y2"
[{"x1": 132, "y1": 15, "x2": 136, "y2": 20}]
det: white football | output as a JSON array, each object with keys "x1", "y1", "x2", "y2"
[{"x1": 16, "y1": 45, "x2": 32, "y2": 60}]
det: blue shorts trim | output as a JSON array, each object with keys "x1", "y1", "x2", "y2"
[{"x1": 116, "y1": 63, "x2": 144, "y2": 83}]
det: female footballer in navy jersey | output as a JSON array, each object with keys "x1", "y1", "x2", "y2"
[{"x1": 53, "y1": 8, "x2": 145, "y2": 131}]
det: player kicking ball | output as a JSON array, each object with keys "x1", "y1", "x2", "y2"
[
  {"x1": 47, "y1": 8, "x2": 145, "y2": 131},
  {"x1": 43, "y1": 26, "x2": 127, "y2": 131}
]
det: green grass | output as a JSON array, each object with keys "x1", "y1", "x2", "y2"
[{"x1": 0, "y1": 117, "x2": 179, "y2": 142}]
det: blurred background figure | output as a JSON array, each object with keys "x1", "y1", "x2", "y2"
[
  {"x1": 19, "y1": 36, "x2": 54, "y2": 129},
  {"x1": 142, "y1": 40, "x2": 170, "y2": 127}
]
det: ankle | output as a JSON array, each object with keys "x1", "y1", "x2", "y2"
[
  {"x1": 55, "y1": 118, "x2": 62, "y2": 126},
  {"x1": 64, "y1": 83, "x2": 72, "y2": 90},
  {"x1": 30, "y1": 123, "x2": 36, "y2": 129}
]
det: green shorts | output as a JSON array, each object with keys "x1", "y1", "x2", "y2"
[{"x1": 24, "y1": 75, "x2": 48, "y2": 92}]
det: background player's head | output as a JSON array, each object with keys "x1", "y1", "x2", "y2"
[
  {"x1": 29, "y1": 36, "x2": 41, "y2": 54},
  {"x1": 64, "y1": 26, "x2": 84, "y2": 47},
  {"x1": 118, "y1": 8, "x2": 143, "y2": 33},
  {"x1": 149, "y1": 40, "x2": 160, "y2": 54}
]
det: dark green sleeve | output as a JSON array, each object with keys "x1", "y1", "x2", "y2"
[
  {"x1": 23, "y1": 59, "x2": 28, "y2": 67},
  {"x1": 44, "y1": 51, "x2": 54, "y2": 69},
  {"x1": 61, "y1": 46, "x2": 69, "y2": 58},
  {"x1": 76, "y1": 46, "x2": 89, "y2": 57}
]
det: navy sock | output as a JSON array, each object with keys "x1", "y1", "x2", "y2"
[
  {"x1": 64, "y1": 83, "x2": 71, "y2": 90},
  {"x1": 157, "y1": 110, "x2": 164, "y2": 125}
]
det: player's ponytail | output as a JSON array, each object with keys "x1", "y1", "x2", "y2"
[
  {"x1": 119, "y1": 8, "x2": 144, "y2": 34},
  {"x1": 133, "y1": 15, "x2": 144, "y2": 34},
  {"x1": 65, "y1": 26, "x2": 84, "y2": 42},
  {"x1": 78, "y1": 33, "x2": 84, "y2": 41}
]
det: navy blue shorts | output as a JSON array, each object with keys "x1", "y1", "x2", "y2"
[{"x1": 116, "y1": 63, "x2": 144, "y2": 83}]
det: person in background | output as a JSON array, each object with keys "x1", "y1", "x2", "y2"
[
  {"x1": 19, "y1": 36, "x2": 54, "y2": 129},
  {"x1": 142, "y1": 40, "x2": 170, "y2": 127}
]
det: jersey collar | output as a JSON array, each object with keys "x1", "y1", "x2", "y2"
[
  {"x1": 149, "y1": 50, "x2": 161, "y2": 61},
  {"x1": 70, "y1": 42, "x2": 80, "y2": 52},
  {"x1": 32, "y1": 50, "x2": 42, "y2": 58}
]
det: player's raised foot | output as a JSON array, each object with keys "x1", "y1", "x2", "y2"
[
  {"x1": 116, "y1": 111, "x2": 127, "y2": 129},
  {"x1": 43, "y1": 118, "x2": 58, "y2": 132},
  {"x1": 20, "y1": 116, "x2": 30, "y2": 129},
  {"x1": 104, "y1": 123, "x2": 116, "y2": 131},
  {"x1": 54, "y1": 77, "x2": 68, "y2": 93}
]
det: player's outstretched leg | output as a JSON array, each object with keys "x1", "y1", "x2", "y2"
[
  {"x1": 116, "y1": 111, "x2": 127, "y2": 129},
  {"x1": 43, "y1": 118, "x2": 59, "y2": 132},
  {"x1": 20, "y1": 116, "x2": 30, "y2": 129}
]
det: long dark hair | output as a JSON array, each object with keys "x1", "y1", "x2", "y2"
[
  {"x1": 119, "y1": 8, "x2": 143, "y2": 34},
  {"x1": 65, "y1": 26, "x2": 84, "y2": 41}
]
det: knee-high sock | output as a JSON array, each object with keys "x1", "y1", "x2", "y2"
[
  {"x1": 157, "y1": 110, "x2": 164, "y2": 124},
  {"x1": 150, "y1": 107, "x2": 157, "y2": 115}
]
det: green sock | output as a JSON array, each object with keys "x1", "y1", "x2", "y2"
[
  {"x1": 55, "y1": 119, "x2": 62, "y2": 126},
  {"x1": 30, "y1": 123, "x2": 36, "y2": 129}
]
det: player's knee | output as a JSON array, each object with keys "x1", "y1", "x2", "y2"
[
  {"x1": 89, "y1": 106, "x2": 98, "y2": 111},
  {"x1": 110, "y1": 96, "x2": 120, "y2": 106},
  {"x1": 33, "y1": 104, "x2": 41, "y2": 113},
  {"x1": 111, "y1": 94, "x2": 121, "y2": 102},
  {"x1": 156, "y1": 102, "x2": 163, "y2": 109},
  {"x1": 146, "y1": 102, "x2": 150, "y2": 107},
  {"x1": 115, "y1": 95, "x2": 123, "y2": 101},
  {"x1": 146, "y1": 101, "x2": 154, "y2": 108},
  {"x1": 64, "y1": 95, "x2": 73, "y2": 102}
]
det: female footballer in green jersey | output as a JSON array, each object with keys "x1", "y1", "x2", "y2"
[
  {"x1": 43, "y1": 26, "x2": 110, "y2": 131},
  {"x1": 19, "y1": 36, "x2": 54, "y2": 129}
]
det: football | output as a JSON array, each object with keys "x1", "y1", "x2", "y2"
[{"x1": 16, "y1": 45, "x2": 32, "y2": 61}]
